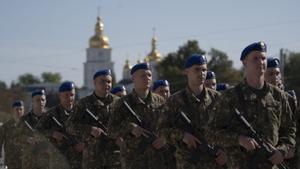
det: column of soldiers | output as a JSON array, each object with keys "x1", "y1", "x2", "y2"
[{"x1": 0, "y1": 41, "x2": 299, "y2": 169}]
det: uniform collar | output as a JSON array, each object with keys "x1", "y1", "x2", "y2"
[
  {"x1": 239, "y1": 79, "x2": 271, "y2": 101},
  {"x1": 131, "y1": 89, "x2": 153, "y2": 105},
  {"x1": 92, "y1": 92, "x2": 114, "y2": 106},
  {"x1": 185, "y1": 86, "x2": 210, "y2": 104}
]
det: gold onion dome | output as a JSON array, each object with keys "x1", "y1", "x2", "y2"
[
  {"x1": 89, "y1": 16, "x2": 110, "y2": 48},
  {"x1": 147, "y1": 36, "x2": 161, "y2": 62},
  {"x1": 124, "y1": 59, "x2": 131, "y2": 70}
]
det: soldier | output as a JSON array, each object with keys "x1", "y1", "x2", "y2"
[
  {"x1": 36, "y1": 81, "x2": 83, "y2": 169},
  {"x1": 111, "y1": 86, "x2": 127, "y2": 97},
  {"x1": 20, "y1": 89, "x2": 50, "y2": 169},
  {"x1": 152, "y1": 80, "x2": 171, "y2": 99},
  {"x1": 204, "y1": 71, "x2": 217, "y2": 90},
  {"x1": 67, "y1": 69, "x2": 121, "y2": 169},
  {"x1": 108, "y1": 63, "x2": 167, "y2": 169},
  {"x1": 152, "y1": 79, "x2": 177, "y2": 169},
  {"x1": 264, "y1": 57, "x2": 281, "y2": 87},
  {"x1": 206, "y1": 41, "x2": 296, "y2": 169},
  {"x1": 0, "y1": 100, "x2": 24, "y2": 169},
  {"x1": 158, "y1": 54, "x2": 226, "y2": 169}
]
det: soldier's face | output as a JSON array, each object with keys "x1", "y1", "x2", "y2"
[
  {"x1": 132, "y1": 69, "x2": 152, "y2": 90},
  {"x1": 154, "y1": 86, "x2": 170, "y2": 99},
  {"x1": 185, "y1": 64, "x2": 207, "y2": 86},
  {"x1": 59, "y1": 89, "x2": 76, "y2": 110},
  {"x1": 94, "y1": 75, "x2": 112, "y2": 96},
  {"x1": 32, "y1": 95, "x2": 46, "y2": 114},
  {"x1": 13, "y1": 106, "x2": 24, "y2": 118},
  {"x1": 205, "y1": 79, "x2": 217, "y2": 90},
  {"x1": 243, "y1": 51, "x2": 267, "y2": 78},
  {"x1": 265, "y1": 68, "x2": 281, "y2": 86}
]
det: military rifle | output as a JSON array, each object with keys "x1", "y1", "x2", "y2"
[
  {"x1": 234, "y1": 108, "x2": 288, "y2": 169},
  {"x1": 51, "y1": 116, "x2": 78, "y2": 146},
  {"x1": 123, "y1": 100, "x2": 162, "y2": 153},
  {"x1": 177, "y1": 111, "x2": 225, "y2": 167},
  {"x1": 85, "y1": 108, "x2": 118, "y2": 152}
]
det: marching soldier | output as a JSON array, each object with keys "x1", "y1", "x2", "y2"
[
  {"x1": 0, "y1": 100, "x2": 25, "y2": 169},
  {"x1": 37, "y1": 81, "x2": 83, "y2": 169},
  {"x1": 108, "y1": 63, "x2": 168, "y2": 169},
  {"x1": 152, "y1": 80, "x2": 171, "y2": 99},
  {"x1": 20, "y1": 89, "x2": 50, "y2": 169},
  {"x1": 67, "y1": 69, "x2": 121, "y2": 169},
  {"x1": 205, "y1": 71, "x2": 217, "y2": 90},
  {"x1": 265, "y1": 57, "x2": 299, "y2": 168},
  {"x1": 158, "y1": 54, "x2": 226, "y2": 169},
  {"x1": 152, "y1": 79, "x2": 176, "y2": 169},
  {"x1": 207, "y1": 41, "x2": 296, "y2": 169}
]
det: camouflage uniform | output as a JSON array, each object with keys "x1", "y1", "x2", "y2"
[
  {"x1": 158, "y1": 86, "x2": 221, "y2": 169},
  {"x1": 36, "y1": 104, "x2": 82, "y2": 169},
  {"x1": 20, "y1": 111, "x2": 51, "y2": 169},
  {"x1": 284, "y1": 93, "x2": 299, "y2": 168},
  {"x1": 108, "y1": 90, "x2": 168, "y2": 169},
  {"x1": 67, "y1": 93, "x2": 120, "y2": 169},
  {"x1": 0, "y1": 118, "x2": 23, "y2": 169},
  {"x1": 206, "y1": 80, "x2": 296, "y2": 169}
]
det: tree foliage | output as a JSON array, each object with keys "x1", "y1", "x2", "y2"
[
  {"x1": 284, "y1": 52, "x2": 300, "y2": 96},
  {"x1": 157, "y1": 40, "x2": 205, "y2": 92},
  {"x1": 41, "y1": 72, "x2": 62, "y2": 83},
  {"x1": 208, "y1": 48, "x2": 242, "y2": 84},
  {"x1": 18, "y1": 73, "x2": 41, "y2": 86}
]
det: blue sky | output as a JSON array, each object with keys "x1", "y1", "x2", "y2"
[{"x1": 0, "y1": 0, "x2": 299, "y2": 87}]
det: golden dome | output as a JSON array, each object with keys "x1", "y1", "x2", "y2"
[
  {"x1": 123, "y1": 59, "x2": 132, "y2": 70},
  {"x1": 89, "y1": 17, "x2": 110, "y2": 48},
  {"x1": 147, "y1": 36, "x2": 161, "y2": 62}
]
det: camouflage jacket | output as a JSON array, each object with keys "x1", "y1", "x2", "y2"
[
  {"x1": 108, "y1": 90, "x2": 165, "y2": 159},
  {"x1": 158, "y1": 86, "x2": 220, "y2": 167},
  {"x1": 66, "y1": 92, "x2": 120, "y2": 167},
  {"x1": 0, "y1": 118, "x2": 23, "y2": 167},
  {"x1": 206, "y1": 80, "x2": 296, "y2": 169},
  {"x1": 67, "y1": 92, "x2": 119, "y2": 140},
  {"x1": 36, "y1": 104, "x2": 79, "y2": 153}
]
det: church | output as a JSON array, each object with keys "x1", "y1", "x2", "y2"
[{"x1": 78, "y1": 15, "x2": 162, "y2": 98}]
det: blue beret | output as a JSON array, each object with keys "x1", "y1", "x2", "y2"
[
  {"x1": 184, "y1": 54, "x2": 207, "y2": 69},
  {"x1": 152, "y1": 80, "x2": 169, "y2": 91},
  {"x1": 287, "y1": 90, "x2": 296, "y2": 97},
  {"x1": 59, "y1": 81, "x2": 75, "y2": 92},
  {"x1": 206, "y1": 71, "x2": 216, "y2": 80},
  {"x1": 130, "y1": 63, "x2": 151, "y2": 75},
  {"x1": 93, "y1": 69, "x2": 112, "y2": 80},
  {"x1": 216, "y1": 83, "x2": 228, "y2": 91},
  {"x1": 12, "y1": 100, "x2": 24, "y2": 108},
  {"x1": 241, "y1": 41, "x2": 267, "y2": 60},
  {"x1": 267, "y1": 57, "x2": 280, "y2": 68},
  {"x1": 31, "y1": 89, "x2": 46, "y2": 98},
  {"x1": 111, "y1": 86, "x2": 126, "y2": 94}
]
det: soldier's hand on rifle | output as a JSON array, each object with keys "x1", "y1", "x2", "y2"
[
  {"x1": 238, "y1": 135, "x2": 260, "y2": 151},
  {"x1": 73, "y1": 142, "x2": 85, "y2": 152},
  {"x1": 268, "y1": 149, "x2": 284, "y2": 165},
  {"x1": 91, "y1": 126, "x2": 107, "y2": 138},
  {"x1": 115, "y1": 137, "x2": 125, "y2": 147},
  {"x1": 152, "y1": 137, "x2": 166, "y2": 149},
  {"x1": 131, "y1": 125, "x2": 150, "y2": 138},
  {"x1": 182, "y1": 132, "x2": 201, "y2": 149},
  {"x1": 215, "y1": 149, "x2": 227, "y2": 166},
  {"x1": 27, "y1": 136, "x2": 40, "y2": 145},
  {"x1": 52, "y1": 131, "x2": 66, "y2": 142},
  {"x1": 285, "y1": 147, "x2": 295, "y2": 159}
]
